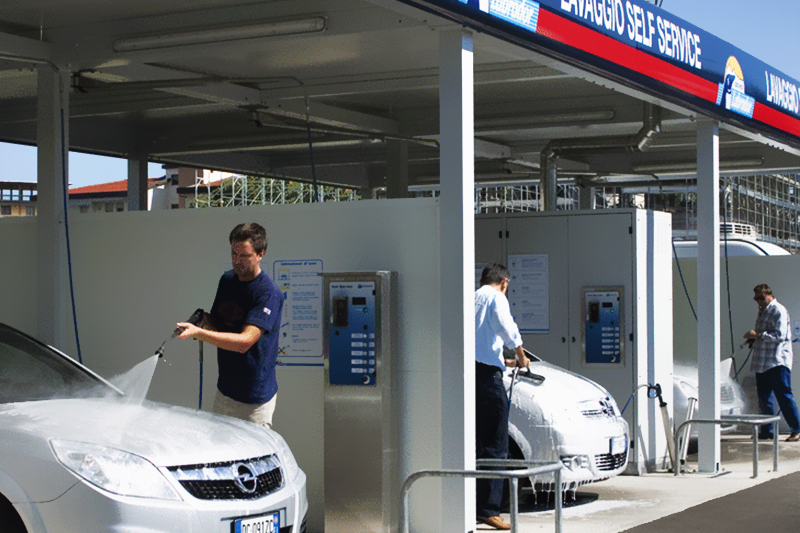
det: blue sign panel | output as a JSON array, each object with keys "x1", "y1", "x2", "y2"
[{"x1": 405, "y1": 0, "x2": 800, "y2": 144}]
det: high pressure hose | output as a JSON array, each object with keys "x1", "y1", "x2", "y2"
[{"x1": 61, "y1": 108, "x2": 82, "y2": 364}]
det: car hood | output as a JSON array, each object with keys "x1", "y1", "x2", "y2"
[
  {"x1": 507, "y1": 361, "x2": 613, "y2": 402},
  {"x1": 0, "y1": 398, "x2": 278, "y2": 467},
  {"x1": 505, "y1": 361, "x2": 611, "y2": 418}
]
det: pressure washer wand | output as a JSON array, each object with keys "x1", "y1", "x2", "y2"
[
  {"x1": 154, "y1": 308, "x2": 205, "y2": 358},
  {"x1": 649, "y1": 383, "x2": 677, "y2": 472}
]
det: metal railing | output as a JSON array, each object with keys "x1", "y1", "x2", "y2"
[
  {"x1": 674, "y1": 414, "x2": 781, "y2": 478},
  {"x1": 401, "y1": 459, "x2": 564, "y2": 533}
]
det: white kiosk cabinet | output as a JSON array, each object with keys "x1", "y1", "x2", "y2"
[{"x1": 476, "y1": 209, "x2": 673, "y2": 474}]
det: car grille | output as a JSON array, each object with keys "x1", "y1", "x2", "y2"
[
  {"x1": 167, "y1": 454, "x2": 283, "y2": 500},
  {"x1": 594, "y1": 452, "x2": 627, "y2": 471},
  {"x1": 721, "y1": 384, "x2": 735, "y2": 404},
  {"x1": 581, "y1": 399, "x2": 616, "y2": 419}
]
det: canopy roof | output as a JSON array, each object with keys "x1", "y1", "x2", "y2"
[{"x1": 1, "y1": 0, "x2": 798, "y2": 190}]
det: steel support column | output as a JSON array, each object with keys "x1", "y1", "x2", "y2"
[
  {"x1": 439, "y1": 28, "x2": 475, "y2": 533},
  {"x1": 36, "y1": 67, "x2": 69, "y2": 347},
  {"x1": 127, "y1": 154, "x2": 149, "y2": 211},
  {"x1": 696, "y1": 119, "x2": 721, "y2": 473}
]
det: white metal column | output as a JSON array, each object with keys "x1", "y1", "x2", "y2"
[
  {"x1": 696, "y1": 119, "x2": 721, "y2": 472},
  {"x1": 439, "y1": 28, "x2": 475, "y2": 533},
  {"x1": 127, "y1": 154, "x2": 149, "y2": 211},
  {"x1": 36, "y1": 66, "x2": 70, "y2": 347}
]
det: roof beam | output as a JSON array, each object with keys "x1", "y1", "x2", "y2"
[{"x1": 0, "y1": 31, "x2": 53, "y2": 66}]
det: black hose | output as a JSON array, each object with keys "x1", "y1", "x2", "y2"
[
  {"x1": 672, "y1": 240, "x2": 697, "y2": 321},
  {"x1": 61, "y1": 108, "x2": 82, "y2": 364},
  {"x1": 722, "y1": 190, "x2": 736, "y2": 359}
]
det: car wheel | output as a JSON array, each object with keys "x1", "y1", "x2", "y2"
[{"x1": 0, "y1": 495, "x2": 27, "y2": 533}]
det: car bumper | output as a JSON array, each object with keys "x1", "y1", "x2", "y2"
[
  {"x1": 519, "y1": 417, "x2": 629, "y2": 489},
  {"x1": 27, "y1": 471, "x2": 307, "y2": 533},
  {"x1": 558, "y1": 417, "x2": 629, "y2": 484}
]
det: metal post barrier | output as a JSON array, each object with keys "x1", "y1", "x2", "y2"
[
  {"x1": 400, "y1": 460, "x2": 564, "y2": 533},
  {"x1": 677, "y1": 397, "x2": 697, "y2": 467},
  {"x1": 674, "y1": 415, "x2": 781, "y2": 478}
]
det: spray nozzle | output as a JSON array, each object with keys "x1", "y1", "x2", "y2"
[
  {"x1": 647, "y1": 383, "x2": 667, "y2": 407},
  {"x1": 156, "y1": 308, "x2": 205, "y2": 359}
]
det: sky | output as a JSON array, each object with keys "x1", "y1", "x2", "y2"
[{"x1": 0, "y1": 0, "x2": 797, "y2": 189}]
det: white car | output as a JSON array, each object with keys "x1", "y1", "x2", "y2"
[
  {"x1": 673, "y1": 358, "x2": 748, "y2": 440},
  {"x1": 0, "y1": 323, "x2": 308, "y2": 533},
  {"x1": 505, "y1": 356, "x2": 629, "y2": 493}
]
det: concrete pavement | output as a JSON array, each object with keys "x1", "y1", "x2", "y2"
[{"x1": 478, "y1": 435, "x2": 800, "y2": 533}]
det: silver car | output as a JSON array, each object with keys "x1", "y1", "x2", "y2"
[
  {"x1": 0, "y1": 323, "x2": 308, "y2": 533},
  {"x1": 505, "y1": 357, "x2": 629, "y2": 493}
]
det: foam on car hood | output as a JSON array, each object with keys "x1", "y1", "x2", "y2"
[
  {"x1": 0, "y1": 398, "x2": 279, "y2": 467},
  {"x1": 508, "y1": 361, "x2": 611, "y2": 403}
]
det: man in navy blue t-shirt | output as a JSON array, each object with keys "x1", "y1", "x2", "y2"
[{"x1": 178, "y1": 222, "x2": 284, "y2": 428}]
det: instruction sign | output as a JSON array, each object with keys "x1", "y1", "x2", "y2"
[
  {"x1": 273, "y1": 260, "x2": 323, "y2": 357},
  {"x1": 507, "y1": 254, "x2": 549, "y2": 333}
]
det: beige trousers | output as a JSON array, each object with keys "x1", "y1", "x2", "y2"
[{"x1": 212, "y1": 390, "x2": 277, "y2": 428}]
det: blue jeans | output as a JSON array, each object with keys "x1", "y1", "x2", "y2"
[
  {"x1": 756, "y1": 365, "x2": 800, "y2": 436},
  {"x1": 475, "y1": 362, "x2": 509, "y2": 518}
]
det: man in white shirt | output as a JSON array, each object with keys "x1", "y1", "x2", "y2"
[{"x1": 475, "y1": 263, "x2": 530, "y2": 530}]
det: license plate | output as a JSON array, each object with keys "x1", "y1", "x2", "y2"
[
  {"x1": 610, "y1": 435, "x2": 627, "y2": 455},
  {"x1": 233, "y1": 511, "x2": 280, "y2": 533}
]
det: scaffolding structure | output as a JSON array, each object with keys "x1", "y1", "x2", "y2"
[
  {"x1": 191, "y1": 172, "x2": 800, "y2": 253},
  {"x1": 192, "y1": 175, "x2": 360, "y2": 208},
  {"x1": 410, "y1": 183, "x2": 580, "y2": 213}
]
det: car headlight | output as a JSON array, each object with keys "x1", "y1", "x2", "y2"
[
  {"x1": 271, "y1": 432, "x2": 301, "y2": 482},
  {"x1": 50, "y1": 439, "x2": 181, "y2": 501},
  {"x1": 605, "y1": 396, "x2": 621, "y2": 416}
]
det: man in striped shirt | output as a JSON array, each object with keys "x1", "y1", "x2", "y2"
[{"x1": 744, "y1": 284, "x2": 800, "y2": 442}]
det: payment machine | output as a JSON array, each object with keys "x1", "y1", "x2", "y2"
[
  {"x1": 320, "y1": 272, "x2": 398, "y2": 533},
  {"x1": 582, "y1": 287, "x2": 624, "y2": 365}
]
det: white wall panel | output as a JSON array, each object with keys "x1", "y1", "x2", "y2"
[{"x1": 0, "y1": 218, "x2": 37, "y2": 331}]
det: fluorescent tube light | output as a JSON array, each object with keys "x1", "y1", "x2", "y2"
[
  {"x1": 632, "y1": 158, "x2": 763, "y2": 173},
  {"x1": 475, "y1": 110, "x2": 615, "y2": 130},
  {"x1": 113, "y1": 17, "x2": 327, "y2": 53}
]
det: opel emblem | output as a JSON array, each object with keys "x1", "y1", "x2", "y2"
[{"x1": 233, "y1": 463, "x2": 258, "y2": 494}]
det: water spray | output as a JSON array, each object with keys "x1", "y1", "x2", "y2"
[{"x1": 154, "y1": 308, "x2": 205, "y2": 358}]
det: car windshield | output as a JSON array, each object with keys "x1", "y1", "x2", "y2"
[{"x1": 0, "y1": 324, "x2": 114, "y2": 403}]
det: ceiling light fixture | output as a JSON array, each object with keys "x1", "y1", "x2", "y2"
[
  {"x1": 475, "y1": 109, "x2": 615, "y2": 130},
  {"x1": 113, "y1": 16, "x2": 327, "y2": 53},
  {"x1": 632, "y1": 158, "x2": 764, "y2": 174}
]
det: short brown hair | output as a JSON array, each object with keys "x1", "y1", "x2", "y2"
[
  {"x1": 230, "y1": 223, "x2": 267, "y2": 255},
  {"x1": 753, "y1": 284, "x2": 773, "y2": 296}
]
